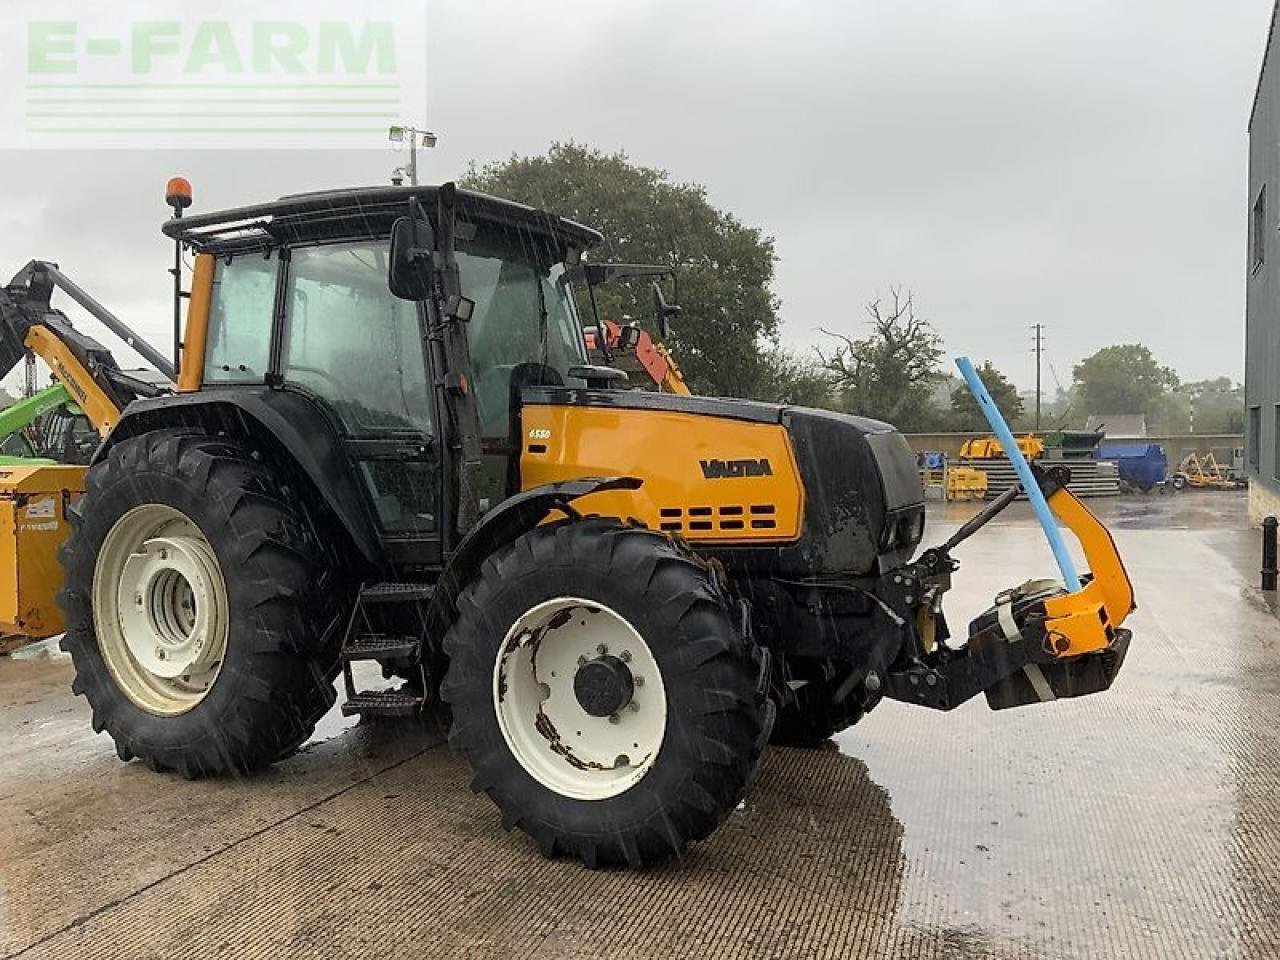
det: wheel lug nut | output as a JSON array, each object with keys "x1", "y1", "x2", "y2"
[
  {"x1": 596, "y1": 644, "x2": 608, "y2": 655},
  {"x1": 134, "y1": 593, "x2": 143, "y2": 606},
  {"x1": 633, "y1": 675, "x2": 644, "y2": 687},
  {"x1": 628, "y1": 701, "x2": 640, "y2": 712},
  {"x1": 608, "y1": 714, "x2": 620, "y2": 725},
  {"x1": 619, "y1": 650, "x2": 632, "y2": 663},
  {"x1": 577, "y1": 655, "x2": 588, "y2": 667}
]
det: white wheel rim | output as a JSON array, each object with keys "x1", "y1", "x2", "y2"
[
  {"x1": 494, "y1": 597, "x2": 667, "y2": 801},
  {"x1": 92, "y1": 504, "x2": 229, "y2": 716}
]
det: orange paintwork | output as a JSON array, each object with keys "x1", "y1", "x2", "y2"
[
  {"x1": 520, "y1": 403, "x2": 804, "y2": 543},
  {"x1": 1041, "y1": 487, "x2": 1137, "y2": 657},
  {"x1": 178, "y1": 253, "x2": 216, "y2": 393},
  {"x1": 0, "y1": 465, "x2": 85, "y2": 640}
]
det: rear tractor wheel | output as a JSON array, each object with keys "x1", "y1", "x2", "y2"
[
  {"x1": 58, "y1": 430, "x2": 348, "y2": 776},
  {"x1": 442, "y1": 518, "x2": 768, "y2": 868}
]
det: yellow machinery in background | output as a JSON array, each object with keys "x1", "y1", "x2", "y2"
[
  {"x1": 960, "y1": 434, "x2": 1044, "y2": 460},
  {"x1": 921, "y1": 465, "x2": 988, "y2": 501},
  {"x1": 946, "y1": 465, "x2": 989, "y2": 500},
  {"x1": 0, "y1": 260, "x2": 171, "y2": 652},
  {"x1": 1173, "y1": 452, "x2": 1245, "y2": 491},
  {"x1": 0, "y1": 465, "x2": 86, "y2": 652}
]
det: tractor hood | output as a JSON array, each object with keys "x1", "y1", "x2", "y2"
[{"x1": 520, "y1": 387, "x2": 925, "y2": 577}]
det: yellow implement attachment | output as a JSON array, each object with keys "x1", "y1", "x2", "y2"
[
  {"x1": 0, "y1": 464, "x2": 85, "y2": 652},
  {"x1": 1039, "y1": 485, "x2": 1136, "y2": 658}
]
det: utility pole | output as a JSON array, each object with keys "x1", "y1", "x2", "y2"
[
  {"x1": 1031, "y1": 323, "x2": 1044, "y2": 432},
  {"x1": 388, "y1": 125, "x2": 438, "y2": 186}
]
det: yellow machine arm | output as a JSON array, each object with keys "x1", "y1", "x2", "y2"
[{"x1": 23, "y1": 325, "x2": 124, "y2": 436}]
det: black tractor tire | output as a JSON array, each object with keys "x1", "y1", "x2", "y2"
[
  {"x1": 770, "y1": 676, "x2": 864, "y2": 748},
  {"x1": 441, "y1": 517, "x2": 767, "y2": 868},
  {"x1": 58, "y1": 429, "x2": 348, "y2": 777}
]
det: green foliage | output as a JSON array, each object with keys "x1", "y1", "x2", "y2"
[
  {"x1": 751, "y1": 347, "x2": 834, "y2": 406},
  {"x1": 461, "y1": 142, "x2": 786, "y2": 399},
  {"x1": 1148, "y1": 378, "x2": 1244, "y2": 434},
  {"x1": 817, "y1": 290, "x2": 944, "y2": 432},
  {"x1": 948, "y1": 361, "x2": 1023, "y2": 430},
  {"x1": 1072, "y1": 344, "x2": 1179, "y2": 419}
]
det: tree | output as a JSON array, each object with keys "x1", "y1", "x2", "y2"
[
  {"x1": 461, "y1": 142, "x2": 791, "y2": 399},
  {"x1": 1072, "y1": 344, "x2": 1179, "y2": 419},
  {"x1": 948, "y1": 361, "x2": 1023, "y2": 431},
  {"x1": 751, "y1": 346, "x2": 834, "y2": 407},
  {"x1": 1151, "y1": 377, "x2": 1244, "y2": 434},
  {"x1": 816, "y1": 289, "x2": 944, "y2": 432}
]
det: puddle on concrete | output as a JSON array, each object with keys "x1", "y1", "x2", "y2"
[
  {"x1": 833, "y1": 494, "x2": 1277, "y2": 957},
  {"x1": 304, "y1": 662, "x2": 387, "y2": 746},
  {"x1": 6, "y1": 636, "x2": 69, "y2": 662}
]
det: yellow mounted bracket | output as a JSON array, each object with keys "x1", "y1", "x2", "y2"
[
  {"x1": 24, "y1": 325, "x2": 121, "y2": 436},
  {"x1": 1039, "y1": 486, "x2": 1136, "y2": 659}
]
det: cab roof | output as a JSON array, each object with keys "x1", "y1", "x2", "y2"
[{"x1": 162, "y1": 184, "x2": 604, "y2": 258}]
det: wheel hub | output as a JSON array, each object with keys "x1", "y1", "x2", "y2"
[
  {"x1": 573, "y1": 655, "x2": 635, "y2": 717},
  {"x1": 93, "y1": 504, "x2": 229, "y2": 716},
  {"x1": 118, "y1": 535, "x2": 224, "y2": 679},
  {"x1": 492, "y1": 597, "x2": 668, "y2": 801}
]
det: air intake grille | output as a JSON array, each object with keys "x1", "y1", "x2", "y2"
[{"x1": 658, "y1": 504, "x2": 777, "y2": 534}]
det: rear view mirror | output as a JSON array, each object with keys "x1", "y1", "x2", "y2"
[
  {"x1": 617, "y1": 321, "x2": 642, "y2": 351},
  {"x1": 388, "y1": 215, "x2": 436, "y2": 301}
]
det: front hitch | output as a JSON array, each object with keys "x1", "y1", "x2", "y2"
[{"x1": 884, "y1": 466, "x2": 1136, "y2": 712}]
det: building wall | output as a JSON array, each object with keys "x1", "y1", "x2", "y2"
[{"x1": 1247, "y1": 7, "x2": 1280, "y2": 521}]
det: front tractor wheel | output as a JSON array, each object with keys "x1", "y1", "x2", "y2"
[
  {"x1": 58, "y1": 430, "x2": 346, "y2": 776},
  {"x1": 442, "y1": 518, "x2": 767, "y2": 868}
]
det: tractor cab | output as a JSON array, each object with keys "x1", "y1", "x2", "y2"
[{"x1": 167, "y1": 184, "x2": 606, "y2": 555}]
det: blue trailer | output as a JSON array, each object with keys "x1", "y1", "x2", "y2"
[{"x1": 1096, "y1": 442, "x2": 1168, "y2": 491}]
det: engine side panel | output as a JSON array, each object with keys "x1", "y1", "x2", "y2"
[{"x1": 519, "y1": 403, "x2": 805, "y2": 543}]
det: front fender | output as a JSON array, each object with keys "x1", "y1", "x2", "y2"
[{"x1": 427, "y1": 475, "x2": 643, "y2": 630}]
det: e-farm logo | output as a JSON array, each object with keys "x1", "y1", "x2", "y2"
[{"x1": 6, "y1": 1, "x2": 427, "y2": 149}]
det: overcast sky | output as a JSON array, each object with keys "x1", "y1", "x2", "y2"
[{"x1": 0, "y1": 0, "x2": 1270, "y2": 392}]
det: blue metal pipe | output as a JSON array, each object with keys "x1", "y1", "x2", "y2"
[{"x1": 955, "y1": 356, "x2": 1081, "y2": 591}]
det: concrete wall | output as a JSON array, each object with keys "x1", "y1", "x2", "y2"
[
  {"x1": 904, "y1": 432, "x2": 1243, "y2": 466},
  {"x1": 1248, "y1": 10, "x2": 1280, "y2": 507},
  {"x1": 1250, "y1": 480, "x2": 1280, "y2": 525}
]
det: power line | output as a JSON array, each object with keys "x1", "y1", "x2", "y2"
[{"x1": 1031, "y1": 323, "x2": 1044, "y2": 432}]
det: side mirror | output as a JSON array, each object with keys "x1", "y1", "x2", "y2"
[
  {"x1": 617, "y1": 321, "x2": 642, "y2": 351},
  {"x1": 388, "y1": 215, "x2": 436, "y2": 300},
  {"x1": 651, "y1": 281, "x2": 681, "y2": 339}
]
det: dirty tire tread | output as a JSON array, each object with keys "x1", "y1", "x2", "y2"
[
  {"x1": 57, "y1": 429, "x2": 349, "y2": 776},
  {"x1": 440, "y1": 517, "x2": 767, "y2": 868}
]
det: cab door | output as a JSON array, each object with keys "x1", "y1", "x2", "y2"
[{"x1": 278, "y1": 240, "x2": 441, "y2": 566}]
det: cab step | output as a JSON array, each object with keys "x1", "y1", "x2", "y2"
[
  {"x1": 340, "y1": 689, "x2": 424, "y2": 718},
  {"x1": 359, "y1": 581, "x2": 434, "y2": 604},
  {"x1": 342, "y1": 633, "x2": 419, "y2": 661}
]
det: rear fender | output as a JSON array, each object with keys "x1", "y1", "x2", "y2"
[{"x1": 98, "y1": 389, "x2": 383, "y2": 566}]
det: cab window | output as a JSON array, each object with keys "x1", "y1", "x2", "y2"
[
  {"x1": 204, "y1": 251, "x2": 277, "y2": 383},
  {"x1": 282, "y1": 241, "x2": 432, "y2": 436}
]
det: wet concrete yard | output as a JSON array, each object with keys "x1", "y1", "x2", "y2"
[{"x1": 2, "y1": 490, "x2": 1277, "y2": 959}]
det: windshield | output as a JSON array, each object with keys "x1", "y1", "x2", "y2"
[{"x1": 458, "y1": 230, "x2": 586, "y2": 437}]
